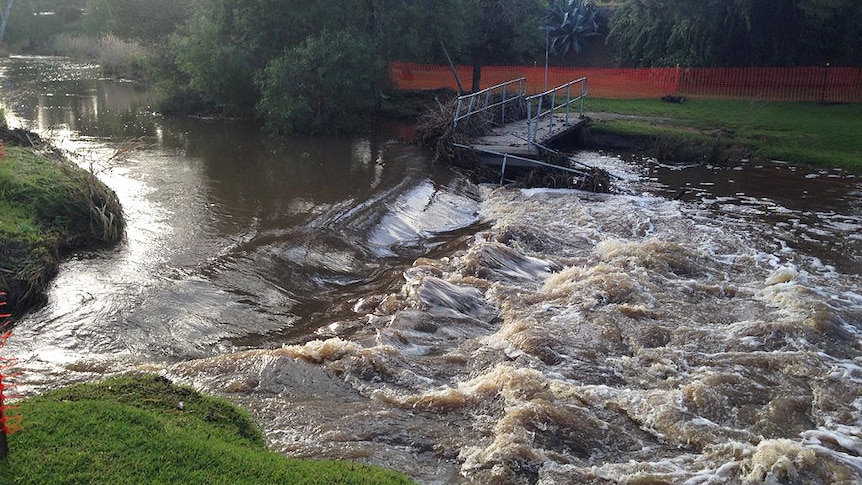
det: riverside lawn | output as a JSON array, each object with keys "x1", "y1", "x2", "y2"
[
  {"x1": 583, "y1": 98, "x2": 862, "y2": 171},
  {"x1": 0, "y1": 375, "x2": 418, "y2": 485}
]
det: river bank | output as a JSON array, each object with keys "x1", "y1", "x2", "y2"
[{"x1": 0, "y1": 126, "x2": 125, "y2": 316}]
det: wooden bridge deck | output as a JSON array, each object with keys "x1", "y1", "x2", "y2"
[{"x1": 462, "y1": 113, "x2": 590, "y2": 167}]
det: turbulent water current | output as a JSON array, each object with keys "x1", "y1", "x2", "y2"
[{"x1": 2, "y1": 57, "x2": 861, "y2": 484}]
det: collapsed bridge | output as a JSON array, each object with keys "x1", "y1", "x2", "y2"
[{"x1": 445, "y1": 77, "x2": 605, "y2": 188}]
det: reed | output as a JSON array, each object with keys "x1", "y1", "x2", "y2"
[{"x1": 52, "y1": 33, "x2": 148, "y2": 79}]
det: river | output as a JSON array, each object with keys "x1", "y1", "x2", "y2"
[{"x1": 1, "y1": 56, "x2": 860, "y2": 485}]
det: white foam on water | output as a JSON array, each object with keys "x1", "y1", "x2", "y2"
[{"x1": 162, "y1": 172, "x2": 862, "y2": 483}]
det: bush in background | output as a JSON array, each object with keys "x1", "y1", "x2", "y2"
[{"x1": 256, "y1": 30, "x2": 385, "y2": 134}]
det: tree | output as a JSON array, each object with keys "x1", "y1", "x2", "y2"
[
  {"x1": 363, "y1": 0, "x2": 471, "y2": 65},
  {"x1": 465, "y1": 0, "x2": 546, "y2": 92},
  {"x1": 172, "y1": 4, "x2": 258, "y2": 116},
  {"x1": 164, "y1": 0, "x2": 546, "y2": 131},
  {"x1": 256, "y1": 30, "x2": 384, "y2": 134},
  {"x1": 169, "y1": 0, "x2": 476, "y2": 125},
  {"x1": 81, "y1": 0, "x2": 191, "y2": 42},
  {"x1": 608, "y1": 0, "x2": 862, "y2": 67},
  {"x1": 358, "y1": 0, "x2": 471, "y2": 106},
  {"x1": 1, "y1": 0, "x2": 87, "y2": 51},
  {"x1": 171, "y1": 0, "x2": 355, "y2": 116},
  {"x1": 4, "y1": 0, "x2": 64, "y2": 50}
]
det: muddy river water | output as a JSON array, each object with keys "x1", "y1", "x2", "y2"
[{"x1": 2, "y1": 56, "x2": 860, "y2": 484}]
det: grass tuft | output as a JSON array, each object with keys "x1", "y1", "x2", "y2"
[
  {"x1": 0, "y1": 144, "x2": 125, "y2": 314},
  {"x1": 1, "y1": 375, "x2": 418, "y2": 485}
]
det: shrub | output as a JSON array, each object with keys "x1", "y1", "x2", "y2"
[
  {"x1": 172, "y1": 10, "x2": 260, "y2": 117},
  {"x1": 256, "y1": 29, "x2": 385, "y2": 134}
]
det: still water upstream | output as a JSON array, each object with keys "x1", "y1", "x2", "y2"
[{"x1": 2, "y1": 56, "x2": 860, "y2": 484}]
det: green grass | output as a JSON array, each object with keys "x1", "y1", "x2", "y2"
[
  {"x1": 0, "y1": 375, "x2": 418, "y2": 485},
  {"x1": 582, "y1": 98, "x2": 862, "y2": 170},
  {"x1": 0, "y1": 145, "x2": 125, "y2": 313}
]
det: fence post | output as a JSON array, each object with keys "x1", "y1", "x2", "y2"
[
  {"x1": 502, "y1": 85, "x2": 506, "y2": 124},
  {"x1": 820, "y1": 63, "x2": 831, "y2": 104},
  {"x1": 580, "y1": 78, "x2": 586, "y2": 118}
]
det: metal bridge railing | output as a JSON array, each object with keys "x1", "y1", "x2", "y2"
[
  {"x1": 525, "y1": 77, "x2": 588, "y2": 146},
  {"x1": 453, "y1": 77, "x2": 527, "y2": 128}
]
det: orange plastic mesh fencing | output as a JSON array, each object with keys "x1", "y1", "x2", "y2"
[
  {"x1": 0, "y1": 293, "x2": 21, "y2": 437},
  {"x1": 389, "y1": 62, "x2": 862, "y2": 103}
]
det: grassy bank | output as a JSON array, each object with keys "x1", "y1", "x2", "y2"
[
  {"x1": 582, "y1": 98, "x2": 862, "y2": 170},
  {"x1": 0, "y1": 375, "x2": 417, "y2": 484},
  {"x1": 0, "y1": 136, "x2": 125, "y2": 314}
]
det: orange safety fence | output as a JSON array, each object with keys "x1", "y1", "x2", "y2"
[{"x1": 389, "y1": 62, "x2": 862, "y2": 103}]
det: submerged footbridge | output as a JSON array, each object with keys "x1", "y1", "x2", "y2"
[{"x1": 451, "y1": 76, "x2": 591, "y2": 182}]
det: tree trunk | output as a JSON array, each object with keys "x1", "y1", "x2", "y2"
[
  {"x1": 364, "y1": 0, "x2": 384, "y2": 112},
  {"x1": 0, "y1": 0, "x2": 14, "y2": 45},
  {"x1": 471, "y1": 55, "x2": 483, "y2": 94},
  {"x1": 370, "y1": 81, "x2": 382, "y2": 113}
]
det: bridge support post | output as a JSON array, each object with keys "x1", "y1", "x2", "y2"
[{"x1": 500, "y1": 153, "x2": 509, "y2": 185}]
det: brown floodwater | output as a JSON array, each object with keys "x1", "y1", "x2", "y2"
[{"x1": 2, "y1": 56, "x2": 860, "y2": 485}]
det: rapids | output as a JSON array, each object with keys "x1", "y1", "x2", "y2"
[
  {"x1": 2, "y1": 56, "x2": 861, "y2": 484},
  {"x1": 167, "y1": 182, "x2": 862, "y2": 484}
]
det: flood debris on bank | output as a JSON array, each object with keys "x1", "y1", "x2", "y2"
[{"x1": 0, "y1": 126, "x2": 125, "y2": 316}]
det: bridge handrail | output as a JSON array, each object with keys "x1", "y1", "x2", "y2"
[
  {"x1": 453, "y1": 77, "x2": 527, "y2": 128},
  {"x1": 525, "y1": 77, "x2": 588, "y2": 146}
]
